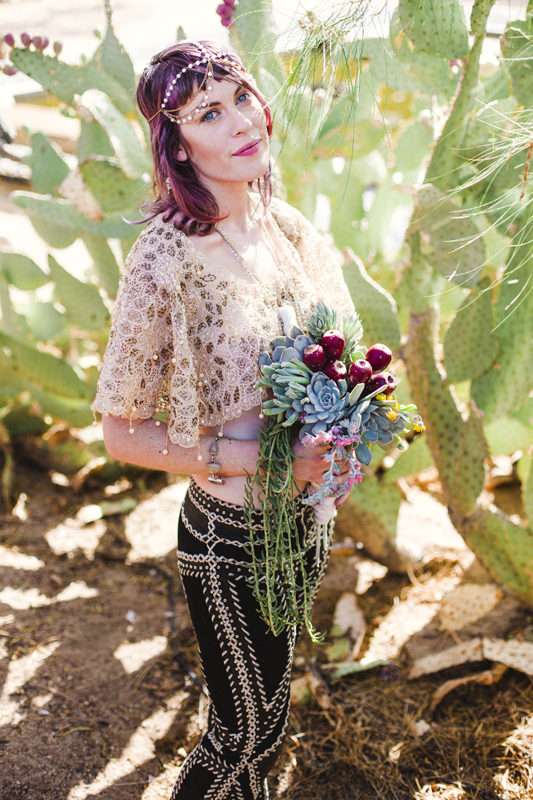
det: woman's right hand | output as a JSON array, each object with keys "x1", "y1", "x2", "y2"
[{"x1": 291, "y1": 439, "x2": 331, "y2": 485}]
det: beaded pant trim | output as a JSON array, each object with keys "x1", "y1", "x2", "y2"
[{"x1": 170, "y1": 480, "x2": 332, "y2": 800}]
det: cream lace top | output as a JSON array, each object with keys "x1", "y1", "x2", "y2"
[{"x1": 93, "y1": 197, "x2": 355, "y2": 448}]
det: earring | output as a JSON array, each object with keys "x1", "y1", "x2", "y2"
[{"x1": 166, "y1": 177, "x2": 172, "y2": 193}]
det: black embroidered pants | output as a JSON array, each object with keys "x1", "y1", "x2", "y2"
[{"x1": 171, "y1": 480, "x2": 330, "y2": 800}]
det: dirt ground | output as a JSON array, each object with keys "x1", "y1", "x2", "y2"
[{"x1": 1, "y1": 454, "x2": 532, "y2": 800}]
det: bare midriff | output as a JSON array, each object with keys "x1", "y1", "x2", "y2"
[{"x1": 192, "y1": 405, "x2": 307, "y2": 508}]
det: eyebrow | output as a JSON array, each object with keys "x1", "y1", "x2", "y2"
[{"x1": 202, "y1": 85, "x2": 244, "y2": 110}]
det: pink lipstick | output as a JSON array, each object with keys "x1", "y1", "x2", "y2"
[{"x1": 233, "y1": 139, "x2": 261, "y2": 157}]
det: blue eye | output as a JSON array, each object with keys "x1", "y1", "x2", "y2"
[
  {"x1": 202, "y1": 109, "x2": 217, "y2": 123},
  {"x1": 237, "y1": 92, "x2": 250, "y2": 104}
]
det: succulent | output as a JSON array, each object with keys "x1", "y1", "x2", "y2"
[
  {"x1": 352, "y1": 398, "x2": 410, "y2": 465},
  {"x1": 301, "y1": 372, "x2": 349, "y2": 430}
]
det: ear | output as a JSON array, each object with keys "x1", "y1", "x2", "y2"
[{"x1": 176, "y1": 148, "x2": 188, "y2": 162}]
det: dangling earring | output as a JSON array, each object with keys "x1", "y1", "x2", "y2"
[{"x1": 166, "y1": 177, "x2": 172, "y2": 193}]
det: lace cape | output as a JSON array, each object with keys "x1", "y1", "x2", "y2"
[{"x1": 93, "y1": 197, "x2": 355, "y2": 447}]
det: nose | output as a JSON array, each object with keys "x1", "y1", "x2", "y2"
[{"x1": 230, "y1": 106, "x2": 253, "y2": 136}]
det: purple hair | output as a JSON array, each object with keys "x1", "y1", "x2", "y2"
[{"x1": 136, "y1": 40, "x2": 273, "y2": 236}]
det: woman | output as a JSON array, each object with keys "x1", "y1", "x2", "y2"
[{"x1": 94, "y1": 40, "x2": 355, "y2": 800}]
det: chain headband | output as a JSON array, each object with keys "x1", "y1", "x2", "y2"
[{"x1": 148, "y1": 42, "x2": 253, "y2": 125}]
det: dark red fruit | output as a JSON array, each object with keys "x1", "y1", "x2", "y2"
[
  {"x1": 366, "y1": 343, "x2": 392, "y2": 373},
  {"x1": 3, "y1": 34, "x2": 15, "y2": 48},
  {"x1": 348, "y1": 359, "x2": 372, "y2": 386},
  {"x1": 53, "y1": 41, "x2": 63, "y2": 56},
  {"x1": 382, "y1": 372, "x2": 397, "y2": 396},
  {"x1": 20, "y1": 32, "x2": 31, "y2": 47},
  {"x1": 321, "y1": 329, "x2": 345, "y2": 360},
  {"x1": 322, "y1": 360, "x2": 347, "y2": 382},
  {"x1": 302, "y1": 344, "x2": 326, "y2": 370},
  {"x1": 361, "y1": 373, "x2": 389, "y2": 397}
]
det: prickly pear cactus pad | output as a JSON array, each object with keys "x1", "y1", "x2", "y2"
[
  {"x1": 9, "y1": 48, "x2": 133, "y2": 115},
  {"x1": 471, "y1": 226, "x2": 533, "y2": 420},
  {"x1": 501, "y1": 17, "x2": 533, "y2": 108},
  {"x1": 443, "y1": 279, "x2": 499, "y2": 383},
  {"x1": 343, "y1": 252, "x2": 402, "y2": 350},
  {"x1": 404, "y1": 305, "x2": 485, "y2": 514},
  {"x1": 245, "y1": 303, "x2": 422, "y2": 642},
  {"x1": 398, "y1": 0, "x2": 469, "y2": 59},
  {"x1": 411, "y1": 186, "x2": 485, "y2": 287}
]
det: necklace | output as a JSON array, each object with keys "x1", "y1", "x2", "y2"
[{"x1": 214, "y1": 224, "x2": 261, "y2": 282}]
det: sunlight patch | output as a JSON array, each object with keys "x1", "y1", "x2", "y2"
[
  {"x1": 124, "y1": 481, "x2": 188, "y2": 562},
  {"x1": 0, "y1": 641, "x2": 60, "y2": 726},
  {"x1": 45, "y1": 518, "x2": 106, "y2": 559},
  {"x1": 66, "y1": 691, "x2": 188, "y2": 800},
  {"x1": 0, "y1": 581, "x2": 98, "y2": 609},
  {"x1": 114, "y1": 636, "x2": 168, "y2": 674},
  {"x1": 0, "y1": 546, "x2": 44, "y2": 571}
]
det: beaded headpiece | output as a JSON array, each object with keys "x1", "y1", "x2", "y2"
[{"x1": 149, "y1": 42, "x2": 254, "y2": 125}]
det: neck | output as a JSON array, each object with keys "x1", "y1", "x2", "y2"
[{"x1": 204, "y1": 180, "x2": 263, "y2": 234}]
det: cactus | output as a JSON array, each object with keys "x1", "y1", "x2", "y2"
[
  {"x1": 443, "y1": 279, "x2": 498, "y2": 383},
  {"x1": 524, "y1": 454, "x2": 533, "y2": 530},
  {"x1": 0, "y1": 7, "x2": 149, "y2": 494},
  {"x1": 0, "y1": 332, "x2": 90, "y2": 399},
  {"x1": 81, "y1": 233, "x2": 120, "y2": 297},
  {"x1": 9, "y1": 47, "x2": 133, "y2": 115},
  {"x1": 382, "y1": 435, "x2": 434, "y2": 484},
  {"x1": 0, "y1": 253, "x2": 48, "y2": 291},
  {"x1": 78, "y1": 89, "x2": 151, "y2": 179},
  {"x1": 425, "y1": 0, "x2": 498, "y2": 190},
  {"x1": 411, "y1": 185, "x2": 485, "y2": 287},
  {"x1": 471, "y1": 223, "x2": 533, "y2": 421},
  {"x1": 47, "y1": 255, "x2": 110, "y2": 332},
  {"x1": 342, "y1": 252, "x2": 402, "y2": 350},
  {"x1": 398, "y1": 0, "x2": 469, "y2": 59},
  {"x1": 26, "y1": 132, "x2": 70, "y2": 194},
  {"x1": 79, "y1": 158, "x2": 146, "y2": 214},
  {"x1": 501, "y1": 17, "x2": 533, "y2": 107},
  {"x1": 11, "y1": 192, "x2": 137, "y2": 238},
  {"x1": 335, "y1": 479, "x2": 408, "y2": 573}
]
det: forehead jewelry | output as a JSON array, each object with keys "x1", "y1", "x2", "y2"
[{"x1": 149, "y1": 42, "x2": 253, "y2": 125}]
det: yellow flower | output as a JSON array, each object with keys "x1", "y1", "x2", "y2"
[
  {"x1": 387, "y1": 409, "x2": 399, "y2": 421},
  {"x1": 376, "y1": 393, "x2": 387, "y2": 401},
  {"x1": 413, "y1": 415, "x2": 426, "y2": 432}
]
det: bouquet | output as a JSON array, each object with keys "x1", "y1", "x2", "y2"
[{"x1": 244, "y1": 302, "x2": 424, "y2": 641}]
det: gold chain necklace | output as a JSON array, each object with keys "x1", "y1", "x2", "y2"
[
  {"x1": 214, "y1": 224, "x2": 262, "y2": 282},
  {"x1": 214, "y1": 219, "x2": 282, "y2": 284}
]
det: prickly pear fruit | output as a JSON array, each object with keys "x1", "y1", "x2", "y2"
[
  {"x1": 366, "y1": 343, "x2": 392, "y2": 373},
  {"x1": 321, "y1": 330, "x2": 345, "y2": 360}
]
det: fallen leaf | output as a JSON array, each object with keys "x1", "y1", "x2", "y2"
[
  {"x1": 408, "y1": 638, "x2": 483, "y2": 679},
  {"x1": 429, "y1": 663, "x2": 508, "y2": 714},
  {"x1": 483, "y1": 637, "x2": 533, "y2": 675},
  {"x1": 439, "y1": 584, "x2": 503, "y2": 632}
]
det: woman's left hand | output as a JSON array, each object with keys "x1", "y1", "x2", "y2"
[{"x1": 334, "y1": 491, "x2": 351, "y2": 508}]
